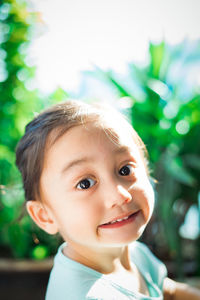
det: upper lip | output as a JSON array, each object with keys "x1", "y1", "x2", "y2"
[{"x1": 100, "y1": 210, "x2": 138, "y2": 226}]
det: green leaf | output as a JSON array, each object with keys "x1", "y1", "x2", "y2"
[
  {"x1": 183, "y1": 154, "x2": 200, "y2": 171},
  {"x1": 149, "y1": 42, "x2": 165, "y2": 78},
  {"x1": 105, "y1": 72, "x2": 131, "y2": 97},
  {"x1": 165, "y1": 157, "x2": 196, "y2": 186}
]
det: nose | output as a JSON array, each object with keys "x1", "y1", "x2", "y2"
[{"x1": 103, "y1": 182, "x2": 132, "y2": 209}]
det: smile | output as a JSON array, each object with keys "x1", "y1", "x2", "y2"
[
  {"x1": 98, "y1": 211, "x2": 140, "y2": 229},
  {"x1": 107, "y1": 215, "x2": 130, "y2": 224}
]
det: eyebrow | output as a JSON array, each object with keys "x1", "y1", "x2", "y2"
[
  {"x1": 61, "y1": 157, "x2": 91, "y2": 175},
  {"x1": 114, "y1": 145, "x2": 131, "y2": 155},
  {"x1": 61, "y1": 146, "x2": 134, "y2": 175}
]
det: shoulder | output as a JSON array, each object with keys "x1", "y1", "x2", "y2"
[
  {"x1": 45, "y1": 243, "x2": 103, "y2": 300},
  {"x1": 130, "y1": 241, "x2": 161, "y2": 263},
  {"x1": 129, "y1": 240, "x2": 166, "y2": 268},
  {"x1": 130, "y1": 241, "x2": 167, "y2": 289}
]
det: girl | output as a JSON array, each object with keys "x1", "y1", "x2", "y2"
[{"x1": 16, "y1": 100, "x2": 200, "y2": 299}]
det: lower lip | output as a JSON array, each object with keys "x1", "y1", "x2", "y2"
[{"x1": 98, "y1": 211, "x2": 140, "y2": 229}]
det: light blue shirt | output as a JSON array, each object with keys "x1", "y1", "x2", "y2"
[{"x1": 45, "y1": 241, "x2": 167, "y2": 300}]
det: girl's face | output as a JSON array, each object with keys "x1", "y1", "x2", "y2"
[{"x1": 40, "y1": 123, "x2": 154, "y2": 252}]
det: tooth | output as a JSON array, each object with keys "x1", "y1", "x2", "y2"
[{"x1": 107, "y1": 215, "x2": 129, "y2": 225}]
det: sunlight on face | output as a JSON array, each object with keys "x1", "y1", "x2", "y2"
[{"x1": 40, "y1": 123, "x2": 154, "y2": 252}]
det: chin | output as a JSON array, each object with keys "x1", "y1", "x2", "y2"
[{"x1": 102, "y1": 232, "x2": 144, "y2": 247}]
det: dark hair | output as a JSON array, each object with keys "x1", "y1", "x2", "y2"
[{"x1": 16, "y1": 100, "x2": 148, "y2": 202}]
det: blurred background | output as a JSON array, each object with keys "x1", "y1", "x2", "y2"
[{"x1": 0, "y1": 0, "x2": 200, "y2": 299}]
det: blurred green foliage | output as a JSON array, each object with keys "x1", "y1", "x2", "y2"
[
  {"x1": 0, "y1": 0, "x2": 40, "y2": 185},
  {"x1": 0, "y1": 0, "x2": 62, "y2": 259},
  {"x1": 0, "y1": 0, "x2": 200, "y2": 280}
]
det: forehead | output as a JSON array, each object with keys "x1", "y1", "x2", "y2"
[
  {"x1": 43, "y1": 124, "x2": 144, "y2": 176},
  {"x1": 47, "y1": 120, "x2": 138, "y2": 153}
]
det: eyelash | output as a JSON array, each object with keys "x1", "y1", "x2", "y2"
[
  {"x1": 76, "y1": 164, "x2": 135, "y2": 190},
  {"x1": 118, "y1": 164, "x2": 134, "y2": 176},
  {"x1": 76, "y1": 178, "x2": 96, "y2": 190}
]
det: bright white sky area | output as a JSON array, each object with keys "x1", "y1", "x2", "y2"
[{"x1": 31, "y1": 0, "x2": 200, "y2": 93}]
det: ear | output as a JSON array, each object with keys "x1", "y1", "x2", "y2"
[{"x1": 26, "y1": 201, "x2": 58, "y2": 235}]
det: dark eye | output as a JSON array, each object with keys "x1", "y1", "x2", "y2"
[
  {"x1": 119, "y1": 165, "x2": 133, "y2": 176},
  {"x1": 77, "y1": 178, "x2": 96, "y2": 190}
]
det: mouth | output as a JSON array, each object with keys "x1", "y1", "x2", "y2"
[{"x1": 98, "y1": 210, "x2": 140, "y2": 229}]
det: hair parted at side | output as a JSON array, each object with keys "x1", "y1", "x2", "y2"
[{"x1": 16, "y1": 100, "x2": 149, "y2": 202}]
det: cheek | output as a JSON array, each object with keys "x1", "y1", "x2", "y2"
[
  {"x1": 66, "y1": 200, "x2": 102, "y2": 230},
  {"x1": 60, "y1": 201, "x2": 104, "y2": 244},
  {"x1": 133, "y1": 180, "x2": 155, "y2": 219},
  {"x1": 143, "y1": 183, "x2": 155, "y2": 218}
]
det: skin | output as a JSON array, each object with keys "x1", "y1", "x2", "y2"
[{"x1": 26, "y1": 123, "x2": 200, "y2": 299}]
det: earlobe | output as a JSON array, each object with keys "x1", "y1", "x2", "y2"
[{"x1": 26, "y1": 200, "x2": 58, "y2": 235}]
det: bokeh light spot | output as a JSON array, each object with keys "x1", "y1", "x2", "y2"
[
  {"x1": 31, "y1": 245, "x2": 49, "y2": 260},
  {"x1": 176, "y1": 120, "x2": 190, "y2": 135}
]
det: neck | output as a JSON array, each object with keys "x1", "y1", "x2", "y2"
[{"x1": 63, "y1": 242, "x2": 133, "y2": 274}]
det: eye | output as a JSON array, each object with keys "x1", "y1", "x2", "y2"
[
  {"x1": 119, "y1": 164, "x2": 134, "y2": 176},
  {"x1": 76, "y1": 178, "x2": 96, "y2": 190}
]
